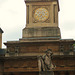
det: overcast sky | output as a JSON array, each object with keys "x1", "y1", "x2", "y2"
[{"x1": 0, "y1": 0, "x2": 75, "y2": 48}]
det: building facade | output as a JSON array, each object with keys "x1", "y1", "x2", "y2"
[{"x1": 0, "y1": 0, "x2": 75, "y2": 75}]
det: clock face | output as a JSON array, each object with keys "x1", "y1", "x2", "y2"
[{"x1": 34, "y1": 8, "x2": 49, "y2": 22}]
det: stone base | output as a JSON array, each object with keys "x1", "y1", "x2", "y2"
[
  {"x1": 39, "y1": 71, "x2": 54, "y2": 75},
  {"x1": 22, "y1": 27, "x2": 61, "y2": 40}
]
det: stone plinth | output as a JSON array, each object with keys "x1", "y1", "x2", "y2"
[{"x1": 22, "y1": 27, "x2": 61, "y2": 40}]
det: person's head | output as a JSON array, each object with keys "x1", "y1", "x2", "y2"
[{"x1": 45, "y1": 49, "x2": 53, "y2": 56}]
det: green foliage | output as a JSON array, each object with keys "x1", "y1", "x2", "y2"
[{"x1": 73, "y1": 44, "x2": 75, "y2": 46}]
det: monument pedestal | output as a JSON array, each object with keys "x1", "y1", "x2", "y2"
[
  {"x1": 23, "y1": 27, "x2": 61, "y2": 39},
  {"x1": 39, "y1": 71, "x2": 54, "y2": 75}
]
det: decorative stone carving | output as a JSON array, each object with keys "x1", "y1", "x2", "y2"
[
  {"x1": 32, "y1": 5, "x2": 50, "y2": 23},
  {"x1": 38, "y1": 49, "x2": 56, "y2": 75}
]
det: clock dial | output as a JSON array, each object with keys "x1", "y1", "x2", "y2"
[{"x1": 34, "y1": 8, "x2": 49, "y2": 22}]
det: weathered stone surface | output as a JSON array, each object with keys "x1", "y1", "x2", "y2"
[
  {"x1": 23, "y1": 27, "x2": 61, "y2": 39},
  {"x1": 25, "y1": 0, "x2": 58, "y2": 2},
  {"x1": 0, "y1": 28, "x2": 3, "y2": 48}
]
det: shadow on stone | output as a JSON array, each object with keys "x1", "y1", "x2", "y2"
[{"x1": 39, "y1": 71, "x2": 54, "y2": 75}]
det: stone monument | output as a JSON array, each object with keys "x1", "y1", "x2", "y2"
[
  {"x1": 38, "y1": 49, "x2": 56, "y2": 75},
  {"x1": 2, "y1": 0, "x2": 75, "y2": 75}
]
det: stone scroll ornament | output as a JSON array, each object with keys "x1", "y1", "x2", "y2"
[{"x1": 38, "y1": 49, "x2": 56, "y2": 75}]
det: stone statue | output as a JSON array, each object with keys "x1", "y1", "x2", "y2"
[{"x1": 38, "y1": 49, "x2": 56, "y2": 75}]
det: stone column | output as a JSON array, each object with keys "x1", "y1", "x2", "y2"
[{"x1": 0, "y1": 28, "x2": 3, "y2": 48}]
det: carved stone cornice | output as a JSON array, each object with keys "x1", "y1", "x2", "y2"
[{"x1": 25, "y1": 0, "x2": 58, "y2": 3}]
